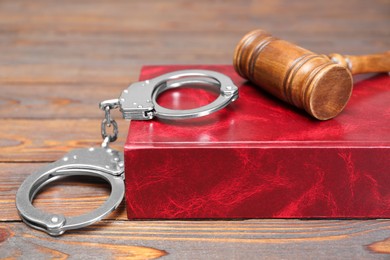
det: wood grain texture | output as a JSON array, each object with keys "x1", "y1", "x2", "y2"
[
  {"x1": 0, "y1": 0, "x2": 389, "y2": 87},
  {"x1": 0, "y1": 0, "x2": 389, "y2": 258},
  {"x1": 367, "y1": 237, "x2": 390, "y2": 255},
  {"x1": 0, "y1": 83, "x2": 127, "y2": 119},
  {"x1": 0, "y1": 119, "x2": 129, "y2": 162},
  {"x1": 1, "y1": 220, "x2": 390, "y2": 259}
]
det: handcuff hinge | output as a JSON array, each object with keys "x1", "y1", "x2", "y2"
[{"x1": 119, "y1": 81, "x2": 156, "y2": 120}]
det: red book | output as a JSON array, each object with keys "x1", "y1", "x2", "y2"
[{"x1": 124, "y1": 65, "x2": 390, "y2": 219}]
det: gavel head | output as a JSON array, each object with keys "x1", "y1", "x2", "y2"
[{"x1": 233, "y1": 30, "x2": 353, "y2": 120}]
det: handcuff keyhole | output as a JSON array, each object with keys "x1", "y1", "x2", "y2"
[{"x1": 32, "y1": 176, "x2": 111, "y2": 217}]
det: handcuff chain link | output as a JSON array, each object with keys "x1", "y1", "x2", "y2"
[{"x1": 100, "y1": 99, "x2": 120, "y2": 146}]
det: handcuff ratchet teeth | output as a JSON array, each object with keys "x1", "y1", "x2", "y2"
[{"x1": 16, "y1": 69, "x2": 238, "y2": 236}]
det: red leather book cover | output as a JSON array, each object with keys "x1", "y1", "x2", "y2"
[{"x1": 124, "y1": 65, "x2": 390, "y2": 219}]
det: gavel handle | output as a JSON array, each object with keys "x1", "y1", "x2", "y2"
[{"x1": 328, "y1": 52, "x2": 390, "y2": 75}]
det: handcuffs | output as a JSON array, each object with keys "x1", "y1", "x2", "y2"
[{"x1": 16, "y1": 70, "x2": 238, "y2": 236}]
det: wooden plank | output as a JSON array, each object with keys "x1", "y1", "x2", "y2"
[
  {"x1": 0, "y1": 119, "x2": 129, "y2": 162},
  {"x1": 0, "y1": 83, "x2": 130, "y2": 119},
  {"x1": 0, "y1": 220, "x2": 389, "y2": 259},
  {"x1": 0, "y1": 1, "x2": 388, "y2": 86},
  {"x1": 0, "y1": 0, "x2": 388, "y2": 37},
  {"x1": 0, "y1": 163, "x2": 127, "y2": 221}
]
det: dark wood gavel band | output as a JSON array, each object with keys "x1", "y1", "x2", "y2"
[{"x1": 233, "y1": 29, "x2": 389, "y2": 120}]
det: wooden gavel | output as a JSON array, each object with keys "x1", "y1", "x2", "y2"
[{"x1": 233, "y1": 29, "x2": 390, "y2": 120}]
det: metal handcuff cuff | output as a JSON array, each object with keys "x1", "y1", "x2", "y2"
[{"x1": 16, "y1": 70, "x2": 239, "y2": 236}]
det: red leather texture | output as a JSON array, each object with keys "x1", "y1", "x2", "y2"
[{"x1": 124, "y1": 65, "x2": 390, "y2": 219}]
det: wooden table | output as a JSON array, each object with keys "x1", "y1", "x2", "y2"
[{"x1": 1, "y1": 0, "x2": 389, "y2": 258}]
